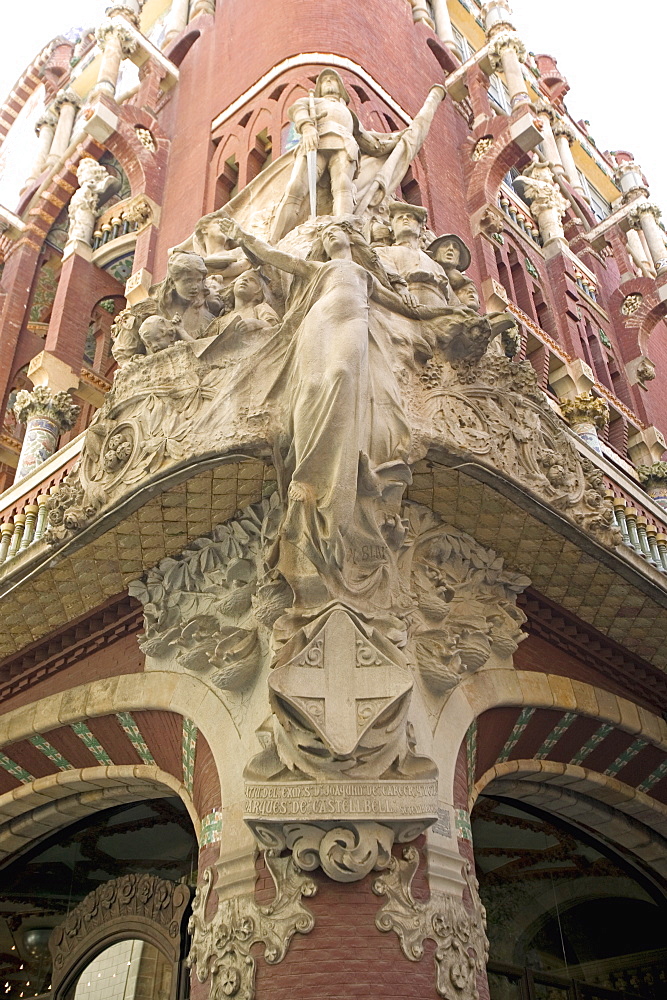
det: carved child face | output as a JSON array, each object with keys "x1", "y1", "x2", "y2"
[
  {"x1": 434, "y1": 240, "x2": 461, "y2": 268},
  {"x1": 172, "y1": 264, "x2": 206, "y2": 302},
  {"x1": 456, "y1": 282, "x2": 480, "y2": 311},
  {"x1": 233, "y1": 271, "x2": 263, "y2": 305},
  {"x1": 139, "y1": 316, "x2": 178, "y2": 354}
]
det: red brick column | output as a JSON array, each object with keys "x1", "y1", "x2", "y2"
[
  {"x1": 253, "y1": 844, "x2": 439, "y2": 1000},
  {"x1": 43, "y1": 251, "x2": 125, "y2": 375}
]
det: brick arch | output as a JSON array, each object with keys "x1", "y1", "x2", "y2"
[
  {"x1": 465, "y1": 111, "x2": 533, "y2": 216},
  {"x1": 431, "y1": 668, "x2": 666, "y2": 814},
  {"x1": 0, "y1": 672, "x2": 234, "y2": 841},
  {"x1": 0, "y1": 763, "x2": 198, "y2": 861}
]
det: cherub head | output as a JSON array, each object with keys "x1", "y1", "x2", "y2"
[{"x1": 138, "y1": 315, "x2": 180, "y2": 354}]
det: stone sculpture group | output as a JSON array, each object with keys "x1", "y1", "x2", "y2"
[{"x1": 46, "y1": 69, "x2": 620, "y2": 1000}]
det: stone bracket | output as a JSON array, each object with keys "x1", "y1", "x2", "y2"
[
  {"x1": 373, "y1": 847, "x2": 488, "y2": 1000},
  {"x1": 187, "y1": 856, "x2": 316, "y2": 1000}
]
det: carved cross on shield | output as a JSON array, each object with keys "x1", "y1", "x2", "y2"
[{"x1": 269, "y1": 607, "x2": 412, "y2": 757}]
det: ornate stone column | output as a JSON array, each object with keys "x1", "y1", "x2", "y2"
[
  {"x1": 410, "y1": 0, "x2": 435, "y2": 29},
  {"x1": 12, "y1": 387, "x2": 79, "y2": 482},
  {"x1": 560, "y1": 392, "x2": 609, "y2": 455},
  {"x1": 47, "y1": 91, "x2": 82, "y2": 167},
  {"x1": 25, "y1": 110, "x2": 58, "y2": 187},
  {"x1": 533, "y1": 100, "x2": 564, "y2": 174},
  {"x1": 190, "y1": 0, "x2": 215, "y2": 16},
  {"x1": 627, "y1": 202, "x2": 667, "y2": 277},
  {"x1": 164, "y1": 0, "x2": 191, "y2": 45},
  {"x1": 92, "y1": 18, "x2": 138, "y2": 98},
  {"x1": 637, "y1": 463, "x2": 667, "y2": 511},
  {"x1": 552, "y1": 121, "x2": 585, "y2": 196},
  {"x1": 430, "y1": 0, "x2": 459, "y2": 52},
  {"x1": 65, "y1": 158, "x2": 113, "y2": 254},
  {"x1": 522, "y1": 161, "x2": 569, "y2": 246},
  {"x1": 483, "y1": 2, "x2": 530, "y2": 108}
]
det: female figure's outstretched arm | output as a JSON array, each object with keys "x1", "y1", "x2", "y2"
[{"x1": 217, "y1": 218, "x2": 313, "y2": 279}]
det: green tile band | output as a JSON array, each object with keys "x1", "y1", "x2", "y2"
[
  {"x1": 455, "y1": 808, "x2": 472, "y2": 842},
  {"x1": 116, "y1": 712, "x2": 156, "y2": 765},
  {"x1": 534, "y1": 712, "x2": 577, "y2": 760},
  {"x1": 0, "y1": 752, "x2": 33, "y2": 784},
  {"x1": 466, "y1": 722, "x2": 478, "y2": 794},
  {"x1": 28, "y1": 734, "x2": 71, "y2": 771},
  {"x1": 570, "y1": 722, "x2": 614, "y2": 765},
  {"x1": 638, "y1": 760, "x2": 667, "y2": 794},
  {"x1": 497, "y1": 707, "x2": 535, "y2": 763},
  {"x1": 71, "y1": 722, "x2": 113, "y2": 766},
  {"x1": 182, "y1": 718, "x2": 197, "y2": 795},
  {"x1": 200, "y1": 808, "x2": 222, "y2": 846},
  {"x1": 604, "y1": 738, "x2": 648, "y2": 777}
]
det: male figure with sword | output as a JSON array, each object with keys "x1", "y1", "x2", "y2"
[{"x1": 270, "y1": 68, "x2": 402, "y2": 242}]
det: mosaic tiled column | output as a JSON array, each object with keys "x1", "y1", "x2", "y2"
[
  {"x1": 560, "y1": 392, "x2": 609, "y2": 455},
  {"x1": 637, "y1": 462, "x2": 667, "y2": 511},
  {"x1": 13, "y1": 386, "x2": 79, "y2": 482}
]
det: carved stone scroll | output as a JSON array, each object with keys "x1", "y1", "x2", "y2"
[
  {"x1": 187, "y1": 860, "x2": 316, "y2": 1000},
  {"x1": 373, "y1": 849, "x2": 488, "y2": 1000}
]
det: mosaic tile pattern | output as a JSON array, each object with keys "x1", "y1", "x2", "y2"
[
  {"x1": 200, "y1": 808, "x2": 222, "y2": 846},
  {"x1": 455, "y1": 808, "x2": 472, "y2": 842},
  {"x1": 534, "y1": 712, "x2": 578, "y2": 760},
  {"x1": 604, "y1": 738, "x2": 648, "y2": 777},
  {"x1": 182, "y1": 718, "x2": 197, "y2": 795},
  {"x1": 638, "y1": 760, "x2": 667, "y2": 794},
  {"x1": 570, "y1": 722, "x2": 614, "y2": 765},
  {"x1": 0, "y1": 753, "x2": 33, "y2": 784},
  {"x1": 28, "y1": 734, "x2": 71, "y2": 771},
  {"x1": 497, "y1": 707, "x2": 535, "y2": 763},
  {"x1": 71, "y1": 722, "x2": 113, "y2": 765},
  {"x1": 116, "y1": 712, "x2": 156, "y2": 765},
  {"x1": 466, "y1": 722, "x2": 478, "y2": 793}
]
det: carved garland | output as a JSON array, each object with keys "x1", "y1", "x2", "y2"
[{"x1": 49, "y1": 874, "x2": 191, "y2": 996}]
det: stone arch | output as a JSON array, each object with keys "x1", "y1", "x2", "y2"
[
  {"x1": 0, "y1": 763, "x2": 199, "y2": 861},
  {"x1": 474, "y1": 761, "x2": 667, "y2": 872},
  {"x1": 431, "y1": 668, "x2": 666, "y2": 811},
  {"x1": 0, "y1": 671, "x2": 240, "y2": 857}
]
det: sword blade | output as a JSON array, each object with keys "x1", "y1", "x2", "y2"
[{"x1": 307, "y1": 149, "x2": 317, "y2": 219}]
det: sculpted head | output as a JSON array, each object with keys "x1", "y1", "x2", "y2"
[
  {"x1": 168, "y1": 252, "x2": 207, "y2": 303},
  {"x1": 453, "y1": 278, "x2": 480, "y2": 312},
  {"x1": 138, "y1": 315, "x2": 179, "y2": 354},
  {"x1": 428, "y1": 234, "x2": 471, "y2": 272},
  {"x1": 388, "y1": 201, "x2": 428, "y2": 241},
  {"x1": 314, "y1": 69, "x2": 351, "y2": 103},
  {"x1": 233, "y1": 269, "x2": 264, "y2": 305}
]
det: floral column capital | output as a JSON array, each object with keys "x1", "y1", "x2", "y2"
[
  {"x1": 560, "y1": 392, "x2": 609, "y2": 429},
  {"x1": 13, "y1": 386, "x2": 79, "y2": 431}
]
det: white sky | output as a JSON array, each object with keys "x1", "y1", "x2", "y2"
[{"x1": 0, "y1": 0, "x2": 664, "y2": 212}]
